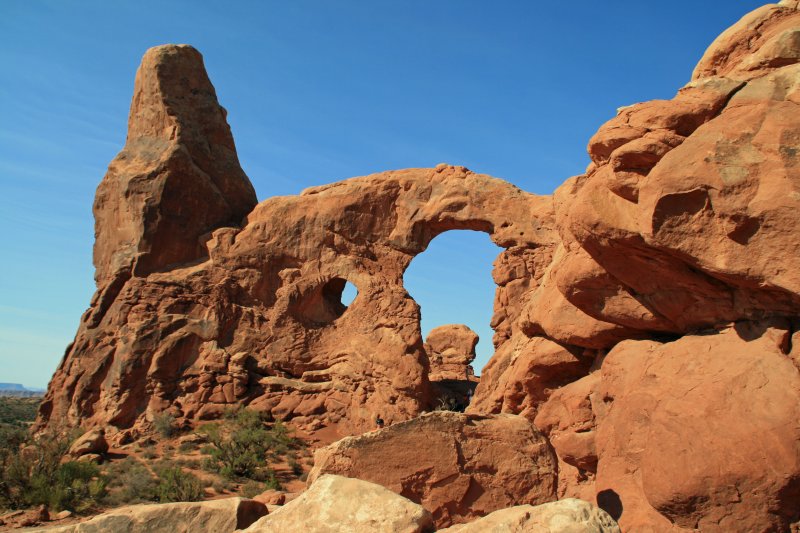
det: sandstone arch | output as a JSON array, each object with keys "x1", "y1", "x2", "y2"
[
  {"x1": 37, "y1": 4, "x2": 800, "y2": 530},
  {"x1": 38, "y1": 51, "x2": 561, "y2": 436}
]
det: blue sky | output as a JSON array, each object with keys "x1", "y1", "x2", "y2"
[{"x1": 0, "y1": 1, "x2": 766, "y2": 387}]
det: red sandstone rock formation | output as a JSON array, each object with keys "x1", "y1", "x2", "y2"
[
  {"x1": 425, "y1": 325, "x2": 478, "y2": 383},
  {"x1": 308, "y1": 412, "x2": 558, "y2": 528},
  {"x1": 425, "y1": 325, "x2": 480, "y2": 411},
  {"x1": 37, "y1": 2, "x2": 800, "y2": 531},
  {"x1": 37, "y1": 43, "x2": 558, "y2": 438}
]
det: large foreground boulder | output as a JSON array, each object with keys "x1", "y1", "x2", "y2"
[
  {"x1": 28, "y1": 497, "x2": 267, "y2": 532},
  {"x1": 594, "y1": 322, "x2": 800, "y2": 532},
  {"x1": 243, "y1": 474, "x2": 433, "y2": 533},
  {"x1": 438, "y1": 499, "x2": 620, "y2": 533},
  {"x1": 308, "y1": 411, "x2": 557, "y2": 528}
]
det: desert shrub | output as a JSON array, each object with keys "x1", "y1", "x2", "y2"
[
  {"x1": 105, "y1": 459, "x2": 158, "y2": 505},
  {"x1": 0, "y1": 431, "x2": 105, "y2": 512},
  {"x1": 264, "y1": 470, "x2": 281, "y2": 491},
  {"x1": 211, "y1": 478, "x2": 230, "y2": 494},
  {"x1": 288, "y1": 456, "x2": 303, "y2": 477},
  {"x1": 199, "y1": 408, "x2": 297, "y2": 482},
  {"x1": 178, "y1": 441, "x2": 195, "y2": 453},
  {"x1": 433, "y1": 394, "x2": 462, "y2": 412},
  {"x1": 240, "y1": 480, "x2": 263, "y2": 499},
  {"x1": 155, "y1": 466, "x2": 203, "y2": 503},
  {"x1": 175, "y1": 458, "x2": 201, "y2": 469},
  {"x1": 0, "y1": 397, "x2": 40, "y2": 426},
  {"x1": 153, "y1": 413, "x2": 177, "y2": 439},
  {"x1": 0, "y1": 425, "x2": 27, "y2": 462}
]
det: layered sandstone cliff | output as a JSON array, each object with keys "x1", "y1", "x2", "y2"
[{"x1": 38, "y1": 3, "x2": 800, "y2": 531}]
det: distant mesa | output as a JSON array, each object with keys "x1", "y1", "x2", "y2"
[{"x1": 0, "y1": 383, "x2": 44, "y2": 397}]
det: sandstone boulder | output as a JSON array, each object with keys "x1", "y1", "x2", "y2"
[
  {"x1": 243, "y1": 474, "x2": 433, "y2": 533},
  {"x1": 594, "y1": 323, "x2": 800, "y2": 532},
  {"x1": 27, "y1": 497, "x2": 267, "y2": 533},
  {"x1": 558, "y1": 2, "x2": 800, "y2": 334},
  {"x1": 308, "y1": 411, "x2": 557, "y2": 528},
  {"x1": 438, "y1": 499, "x2": 620, "y2": 533},
  {"x1": 68, "y1": 428, "x2": 108, "y2": 458}
]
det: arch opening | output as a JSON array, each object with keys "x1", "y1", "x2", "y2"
[
  {"x1": 403, "y1": 230, "x2": 503, "y2": 408},
  {"x1": 291, "y1": 277, "x2": 359, "y2": 327}
]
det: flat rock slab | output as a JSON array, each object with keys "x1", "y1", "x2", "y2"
[
  {"x1": 27, "y1": 497, "x2": 267, "y2": 533},
  {"x1": 438, "y1": 499, "x2": 620, "y2": 533}
]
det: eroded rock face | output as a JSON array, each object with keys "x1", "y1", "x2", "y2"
[
  {"x1": 94, "y1": 44, "x2": 257, "y2": 286},
  {"x1": 596, "y1": 323, "x2": 800, "y2": 532},
  {"x1": 308, "y1": 411, "x2": 558, "y2": 528}
]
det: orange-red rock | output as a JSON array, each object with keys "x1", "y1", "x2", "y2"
[
  {"x1": 35, "y1": 4, "x2": 800, "y2": 532},
  {"x1": 307, "y1": 411, "x2": 557, "y2": 528},
  {"x1": 595, "y1": 323, "x2": 800, "y2": 532},
  {"x1": 37, "y1": 45, "x2": 559, "y2": 438},
  {"x1": 424, "y1": 324, "x2": 478, "y2": 383}
]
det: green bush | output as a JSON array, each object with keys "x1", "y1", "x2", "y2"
[
  {"x1": 240, "y1": 480, "x2": 263, "y2": 499},
  {"x1": 0, "y1": 397, "x2": 40, "y2": 426},
  {"x1": 105, "y1": 459, "x2": 159, "y2": 505},
  {"x1": 0, "y1": 432, "x2": 106, "y2": 512},
  {"x1": 199, "y1": 408, "x2": 297, "y2": 482},
  {"x1": 263, "y1": 470, "x2": 281, "y2": 491},
  {"x1": 154, "y1": 413, "x2": 177, "y2": 439},
  {"x1": 155, "y1": 466, "x2": 203, "y2": 503},
  {"x1": 288, "y1": 456, "x2": 303, "y2": 477}
]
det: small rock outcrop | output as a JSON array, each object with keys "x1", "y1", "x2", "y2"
[
  {"x1": 424, "y1": 325, "x2": 478, "y2": 383},
  {"x1": 242, "y1": 475, "x2": 434, "y2": 533},
  {"x1": 425, "y1": 325, "x2": 480, "y2": 412},
  {"x1": 27, "y1": 497, "x2": 267, "y2": 532},
  {"x1": 308, "y1": 412, "x2": 557, "y2": 528},
  {"x1": 67, "y1": 428, "x2": 108, "y2": 458},
  {"x1": 438, "y1": 499, "x2": 620, "y2": 533}
]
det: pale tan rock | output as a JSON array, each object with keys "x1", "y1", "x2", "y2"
[
  {"x1": 438, "y1": 499, "x2": 620, "y2": 533},
  {"x1": 27, "y1": 497, "x2": 266, "y2": 533},
  {"x1": 308, "y1": 411, "x2": 557, "y2": 528},
  {"x1": 75, "y1": 453, "x2": 102, "y2": 464},
  {"x1": 242, "y1": 475, "x2": 433, "y2": 533}
]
